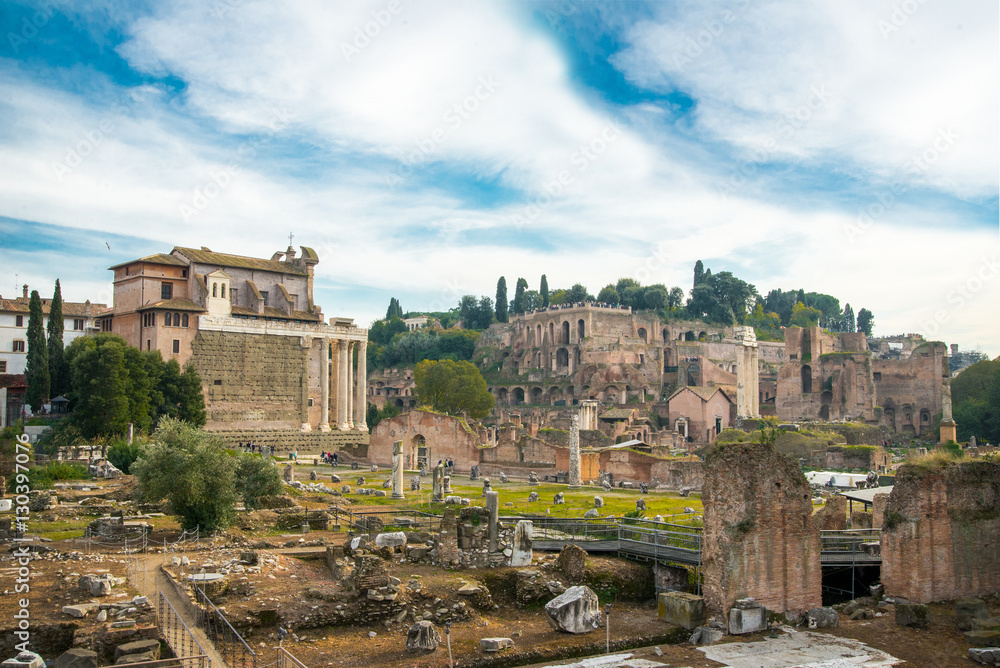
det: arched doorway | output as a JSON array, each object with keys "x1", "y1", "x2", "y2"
[
  {"x1": 686, "y1": 364, "x2": 700, "y2": 386},
  {"x1": 562, "y1": 321, "x2": 570, "y2": 344},
  {"x1": 801, "y1": 365, "x2": 812, "y2": 394},
  {"x1": 513, "y1": 387, "x2": 525, "y2": 405},
  {"x1": 556, "y1": 348, "x2": 569, "y2": 368},
  {"x1": 578, "y1": 319, "x2": 585, "y2": 339},
  {"x1": 637, "y1": 327, "x2": 648, "y2": 343},
  {"x1": 531, "y1": 387, "x2": 544, "y2": 404}
]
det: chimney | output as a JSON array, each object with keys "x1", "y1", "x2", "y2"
[
  {"x1": 950, "y1": 344, "x2": 958, "y2": 355},
  {"x1": 22, "y1": 284, "x2": 28, "y2": 299}
]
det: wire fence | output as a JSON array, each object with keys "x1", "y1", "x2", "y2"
[
  {"x1": 193, "y1": 584, "x2": 258, "y2": 668},
  {"x1": 86, "y1": 525, "x2": 149, "y2": 553},
  {"x1": 157, "y1": 591, "x2": 212, "y2": 668},
  {"x1": 162, "y1": 528, "x2": 201, "y2": 565}
]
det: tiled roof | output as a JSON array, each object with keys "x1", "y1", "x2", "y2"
[
  {"x1": 0, "y1": 299, "x2": 110, "y2": 317},
  {"x1": 173, "y1": 247, "x2": 307, "y2": 276},
  {"x1": 599, "y1": 408, "x2": 634, "y2": 420},
  {"x1": 109, "y1": 253, "x2": 188, "y2": 270},
  {"x1": 666, "y1": 385, "x2": 733, "y2": 403},
  {"x1": 230, "y1": 306, "x2": 321, "y2": 321},
  {"x1": 141, "y1": 299, "x2": 206, "y2": 312},
  {"x1": 0, "y1": 374, "x2": 27, "y2": 389}
]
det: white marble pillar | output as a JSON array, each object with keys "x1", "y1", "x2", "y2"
[
  {"x1": 346, "y1": 341, "x2": 355, "y2": 428},
  {"x1": 391, "y1": 440, "x2": 404, "y2": 499},
  {"x1": 337, "y1": 339, "x2": 350, "y2": 430},
  {"x1": 319, "y1": 337, "x2": 330, "y2": 432},
  {"x1": 568, "y1": 413, "x2": 581, "y2": 487},
  {"x1": 355, "y1": 341, "x2": 368, "y2": 431}
]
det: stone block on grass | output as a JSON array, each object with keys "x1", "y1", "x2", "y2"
[
  {"x1": 895, "y1": 601, "x2": 929, "y2": 628},
  {"x1": 729, "y1": 598, "x2": 767, "y2": 635},
  {"x1": 479, "y1": 638, "x2": 514, "y2": 652}
]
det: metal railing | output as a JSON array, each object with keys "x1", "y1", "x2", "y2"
[
  {"x1": 157, "y1": 591, "x2": 212, "y2": 668},
  {"x1": 124, "y1": 543, "x2": 151, "y2": 594},
  {"x1": 193, "y1": 585, "x2": 258, "y2": 668},
  {"x1": 115, "y1": 656, "x2": 209, "y2": 668},
  {"x1": 86, "y1": 526, "x2": 149, "y2": 553},
  {"x1": 331, "y1": 507, "x2": 442, "y2": 534}
]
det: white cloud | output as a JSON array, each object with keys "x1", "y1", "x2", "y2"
[{"x1": 611, "y1": 0, "x2": 999, "y2": 198}]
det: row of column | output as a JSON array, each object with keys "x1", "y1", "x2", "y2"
[{"x1": 317, "y1": 338, "x2": 367, "y2": 432}]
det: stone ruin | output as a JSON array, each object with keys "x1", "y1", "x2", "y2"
[
  {"x1": 88, "y1": 458, "x2": 122, "y2": 479},
  {"x1": 813, "y1": 494, "x2": 847, "y2": 531},
  {"x1": 701, "y1": 441, "x2": 821, "y2": 615},
  {"x1": 881, "y1": 459, "x2": 1000, "y2": 603}
]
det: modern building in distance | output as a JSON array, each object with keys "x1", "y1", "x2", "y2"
[{"x1": 104, "y1": 244, "x2": 369, "y2": 452}]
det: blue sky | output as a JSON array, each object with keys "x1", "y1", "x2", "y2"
[{"x1": 1, "y1": 0, "x2": 997, "y2": 356}]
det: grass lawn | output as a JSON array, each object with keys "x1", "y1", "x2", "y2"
[{"x1": 297, "y1": 464, "x2": 702, "y2": 521}]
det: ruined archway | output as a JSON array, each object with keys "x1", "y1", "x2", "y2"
[
  {"x1": 637, "y1": 327, "x2": 648, "y2": 343},
  {"x1": 578, "y1": 319, "x2": 585, "y2": 339},
  {"x1": 556, "y1": 348, "x2": 569, "y2": 368},
  {"x1": 562, "y1": 320, "x2": 570, "y2": 344},
  {"x1": 498, "y1": 388, "x2": 509, "y2": 404},
  {"x1": 531, "y1": 387, "x2": 544, "y2": 404},
  {"x1": 686, "y1": 363, "x2": 700, "y2": 386},
  {"x1": 513, "y1": 387, "x2": 525, "y2": 405},
  {"x1": 801, "y1": 365, "x2": 813, "y2": 394}
]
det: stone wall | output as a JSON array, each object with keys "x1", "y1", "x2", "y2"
[
  {"x1": 813, "y1": 495, "x2": 847, "y2": 530},
  {"x1": 881, "y1": 460, "x2": 1000, "y2": 603},
  {"x1": 191, "y1": 330, "x2": 307, "y2": 429},
  {"x1": 595, "y1": 449, "x2": 704, "y2": 489},
  {"x1": 702, "y1": 442, "x2": 822, "y2": 615},
  {"x1": 208, "y1": 429, "x2": 368, "y2": 456},
  {"x1": 824, "y1": 446, "x2": 891, "y2": 472},
  {"x1": 369, "y1": 410, "x2": 481, "y2": 470}
]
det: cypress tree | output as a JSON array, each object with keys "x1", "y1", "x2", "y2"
[
  {"x1": 47, "y1": 279, "x2": 65, "y2": 397},
  {"x1": 540, "y1": 275, "x2": 549, "y2": 307},
  {"x1": 25, "y1": 290, "x2": 50, "y2": 410},
  {"x1": 693, "y1": 260, "x2": 704, "y2": 287},
  {"x1": 495, "y1": 277, "x2": 508, "y2": 323}
]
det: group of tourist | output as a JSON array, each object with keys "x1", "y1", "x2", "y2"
[
  {"x1": 239, "y1": 441, "x2": 274, "y2": 457},
  {"x1": 321, "y1": 451, "x2": 339, "y2": 466}
]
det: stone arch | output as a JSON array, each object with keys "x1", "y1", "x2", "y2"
[
  {"x1": 513, "y1": 387, "x2": 525, "y2": 404},
  {"x1": 547, "y1": 387, "x2": 561, "y2": 404},
  {"x1": 919, "y1": 409, "x2": 931, "y2": 431},
  {"x1": 531, "y1": 387, "x2": 544, "y2": 404},
  {"x1": 548, "y1": 322, "x2": 555, "y2": 345},
  {"x1": 698, "y1": 331, "x2": 707, "y2": 340},
  {"x1": 578, "y1": 319, "x2": 585, "y2": 339},
  {"x1": 498, "y1": 388, "x2": 509, "y2": 404},
  {"x1": 819, "y1": 390, "x2": 833, "y2": 420},
  {"x1": 574, "y1": 348, "x2": 581, "y2": 366},
  {"x1": 394, "y1": 398, "x2": 405, "y2": 408},
  {"x1": 212, "y1": 282, "x2": 218, "y2": 297},
  {"x1": 165, "y1": 312, "x2": 172, "y2": 326},
  {"x1": 637, "y1": 327, "x2": 648, "y2": 343},
  {"x1": 603, "y1": 386, "x2": 619, "y2": 403},
  {"x1": 686, "y1": 363, "x2": 700, "y2": 386},
  {"x1": 556, "y1": 348, "x2": 569, "y2": 368},
  {"x1": 662, "y1": 327, "x2": 669, "y2": 343},
  {"x1": 685, "y1": 331, "x2": 695, "y2": 341},
  {"x1": 801, "y1": 365, "x2": 812, "y2": 393},
  {"x1": 562, "y1": 320, "x2": 570, "y2": 344}
]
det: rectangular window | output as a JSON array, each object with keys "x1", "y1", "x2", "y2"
[
  {"x1": 213, "y1": 379, "x2": 222, "y2": 386},
  {"x1": 13, "y1": 340, "x2": 25, "y2": 352},
  {"x1": 73, "y1": 318, "x2": 84, "y2": 330},
  {"x1": 182, "y1": 269, "x2": 188, "y2": 278},
  {"x1": 15, "y1": 315, "x2": 23, "y2": 327},
  {"x1": 873, "y1": 372, "x2": 882, "y2": 381},
  {"x1": 146, "y1": 340, "x2": 151, "y2": 351},
  {"x1": 0, "y1": 361, "x2": 6, "y2": 372},
  {"x1": 172, "y1": 339, "x2": 180, "y2": 354},
  {"x1": 260, "y1": 290, "x2": 269, "y2": 306},
  {"x1": 161, "y1": 282, "x2": 173, "y2": 300}
]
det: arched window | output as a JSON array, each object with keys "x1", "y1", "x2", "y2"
[
  {"x1": 174, "y1": 313, "x2": 181, "y2": 326},
  {"x1": 801, "y1": 365, "x2": 812, "y2": 393},
  {"x1": 221, "y1": 284, "x2": 226, "y2": 298},
  {"x1": 182, "y1": 313, "x2": 189, "y2": 327},
  {"x1": 213, "y1": 283, "x2": 218, "y2": 297},
  {"x1": 165, "y1": 312, "x2": 172, "y2": 326}
]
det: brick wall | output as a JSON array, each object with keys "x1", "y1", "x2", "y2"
[
  {"x1": 702, "y1": 442, "x2": 822, "y2": 614},
  {"x1": 191, "y1": 330, "x2": 306, "y2": 429},
  {"x1": 880, "y1": 460, "x2": 1000, "y2": 603}
]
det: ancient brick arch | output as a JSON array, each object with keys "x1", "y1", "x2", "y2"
[
  {"x1": 578, "y1": 319, "x2": 585, "y2": 339},
  {"x1": 562, "y1": 320, "x2": 570, "y2": 344},
  {"x1": 556, "y1": 348, "x2": 569, "y2": 368},
  {"x1": 637, "y1": 327, "x2": 648, "y2": 343}
]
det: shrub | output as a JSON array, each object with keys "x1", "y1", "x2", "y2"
[
  {"x1": 8, "y1": 462, "x2": 89, "y2": 491},
  {"x1": 235, "y1": 455, "x2": 284, "y2": 510},
  {"x1": 107, "y1": 439, "x2": 145, "y2": 475}
]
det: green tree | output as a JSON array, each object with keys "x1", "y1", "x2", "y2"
[
  {"x1": 951, "y1": 357, "x2": 1000, "y2": 442},
  {"x1": 178, "y1": 363, "x2": 207, "y2": 426},
  {"x1": 856, "y1": 308, "x2": 875, "y2": 337},
  {"x1": 107, "y1": 439, "x2": 144, "y2": 475},
  {"x1": 548, "y1": 288, "x2": 567, "y2": 305},
  {"x1": 25, "y1": 290, "x2": 49, "y2": 410},
  {"x1": 615, "y1": 277, "x2": 640, "y2": 297},
  {"x1": 522, "y1": 290, "x2": 542, "y2": 312},
  {"x1": 667, "y1": 287, "x2": 685, "y2": 310},
  {"x1": 511, "y1": 278, "x2": 528, "y2": 314},
  {"x1": 641, "y1": 285, "x2": 668, "y2": 311},
  {"x1": 597, "y1": 284, "x2": 619, "y2": 304},
  {"x1": 366, "y1": 401, "x2": 401, "y2": 430},
  {"x1": 841, "y1": 304, "x2": 856, "y2": 333},
  {"x1": 789, "y1": 301, "x2": 822, "y2": 328},
  {"x1": 565, "y1": 283, "x2": 592, "y2": 303},
  {"x1": 621, "y1": 285, "x2": 645, "y2": 309},
  {"x1": 235, "y1": 454, "x2": 283, "y2": 510},
  {"x1": 132, "y1": 418, "x2": 238, "y2": 532},
  {"x1": 369, "y1": 317, "x2": 408, "y2": 347},
  {"x1": 495, "y1": 277, "x2": 508, "y2": 323},
  {"x1": 693, "y1": 260, "x2": 705, "y2": 288},
  {"x1": 385, "y1": 298, "x2": 404, "y2": 320},
  {"x1": 804, "y1": 292, "x2": 841, "y2": 329},
  {"x1": 540, "y1": 274, "x2": 549, "y2": 307},
  {"x1": 414, "y1": 359, "x2": 494, "y2": 419},
  {"x1": 47, "y1": 280, "x2": 67, "y2": 398}
]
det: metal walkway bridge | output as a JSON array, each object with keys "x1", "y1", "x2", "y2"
[{"x1": 518, "y1": 516, "x2": 881, "y2": 568}]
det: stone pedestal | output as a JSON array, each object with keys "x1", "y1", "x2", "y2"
[
  {"x1": 658, "y1": 592, "x2": 707, "y2": 630},
  {"x1": 485, "y1": 491, "x2": 499, "y2": 553},
  {"x1": 511, "y1": 520, "x2": 533, "y2": 566},
  {"x1": 939, "y1": 419, "x2": 957, "y2": 445},
  {"x1": 443, "y1": 475, "x2": 452, "y2": 494}
]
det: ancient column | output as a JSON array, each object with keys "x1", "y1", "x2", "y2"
[
  {"x1": 939, "y1": 372, "x2": 957, "y2": 444},
  {"x1": 300, "y1": 337, "x2": 312, "y2": 431},
  {"x1": 319, "y1": 338, "x2": 330, "y2": 432},
  {"x1": 568, "y1": 413, "x2": 581, "y2": 488},
  {"x1": 734, "y1": 326, "x2": 760, "y2": 421},
  {"x1": 510, "y1": 520, "x2": 533, "y2": 566},
  {"x1": 337, "y1": 340, "x2": 350, "y2": 431},
  {"x1": 485, "y1": 490, "x2": 499, "y2": 553},
  {"x1": 355, "y1": 340, "x2": 368, "y2": 431},
  {"x1": 443, "y1": 475, "x2": 452, "y2": 494},
  {"x1": 346, "y1": 342, "x2": 355, "y2": 429},
  {"x1": 391, "y1": 440, "x2": 404, "y2": 500}
]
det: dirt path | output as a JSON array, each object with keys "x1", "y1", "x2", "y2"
[{"x1": 139, "y1": 553, "x2": 230, "y2": 668}]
